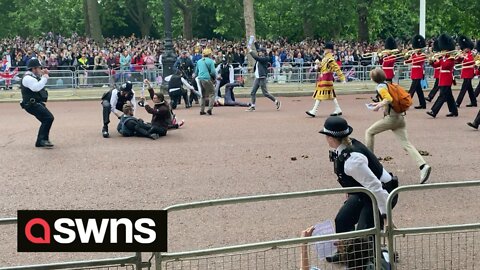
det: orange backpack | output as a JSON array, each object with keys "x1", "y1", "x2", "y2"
[{"x1": 386, "y1": 83, "x2": 412, "y2": 113}]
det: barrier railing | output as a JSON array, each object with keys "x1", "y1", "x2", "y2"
[
  {"x1": 1, "y1": 181, "x2": 480, "y2": 269},
  {"x1": 386, "y1": 180, "x2": 480, "y2": 270},
  {"x1": 154, "y1": 187, "x2": 383, "y2": 270},
  {"x1": 0, "y1": 218, "x2": 143, "y2": 270},
  {"x1": 2, "y1": 63, "x2": 467, "y2": 92}
]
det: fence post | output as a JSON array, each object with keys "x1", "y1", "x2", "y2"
[{"x1": 154, "y1": 252, "x2": 162, "y2": 270}]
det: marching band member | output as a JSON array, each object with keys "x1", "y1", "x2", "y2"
[
  {"x1": 404, "y1": 35, "x2": 427, "y2": 109},
  {"x1": 427, "y1": 34, "x2": 458, "y2": 118},
  {"x1": 455, "y1": 35, "x2": 476, "y2": 107},
  {"x1": 466, "y1": 42, "x2": 480, "y2": 129},
  {"x1": 426, "y1": 39, "x2": 441, "y2": 102},
  {"x1": 380, "y1": 37, "x2": 397, "y2": 83},
  {"x1": 306, "y1": 42, "x2": 346, "y2": 117}
]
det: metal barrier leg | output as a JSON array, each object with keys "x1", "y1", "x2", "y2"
[
  {"x1": 154, "y1": 252, "x2": 162, "y2": 270},
  {"x1": 135, "y1": 252, "x2": 142, "y2": 269}
]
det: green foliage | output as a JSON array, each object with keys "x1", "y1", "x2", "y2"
[{"x1": 0, "y1": 0, "x2": 478, "y2": 40}]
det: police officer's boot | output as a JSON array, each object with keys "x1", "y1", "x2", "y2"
[{"x1": 102, "y1": 125, "x2": 109, "y2": 138}]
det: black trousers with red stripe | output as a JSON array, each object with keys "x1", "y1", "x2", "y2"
[
  {"x1": 456, "y1": 78, "x2": 476, "y2": 106},
  {"x1": 408, "y1": 79, "x2": 426, "y2": 107}
]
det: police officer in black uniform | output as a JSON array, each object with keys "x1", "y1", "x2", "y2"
[
  {"x1": 215, "y1": 58, "x2": 234, "y2": 99},
  {"x1": 20, "y1": 58, "x2": 54, "y2": 148},
  {"x1": 174, "y1": 51, "x2": 195, "y2": 106},
  {"x1": 101, "y1": 81, "x2": 136, "y2": 138},
  {"x1": 319, "y1": 116, "x2": 397, "y2": 264}
]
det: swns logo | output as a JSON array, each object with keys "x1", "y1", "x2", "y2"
[{"x1": 18, "y1": 210, "x2": 167, "y2": 252}]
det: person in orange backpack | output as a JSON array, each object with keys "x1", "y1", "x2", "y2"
[{"x1": 366, "y1": 68, "x2": 432, "y2": 184}]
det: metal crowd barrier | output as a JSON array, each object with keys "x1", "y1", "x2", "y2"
[
  {"x1": 0, "y1": 218, "x2": 143, "y2": 270},
  {"x1": 154, "y1": 187, "x2": 383, "y2": 270},
  {"x1": 0, "y1": 63, "x2": 451, "y2": 92},
  {"x1": 386, "y1": 180, "x2": 480, "y2": 270},
  {"x1": 1, "y1": 182, "x2": 480, "y2": 269}
]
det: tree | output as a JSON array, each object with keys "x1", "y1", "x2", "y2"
[
  {"x1": 173, "y1": 0, "x2": 194, "y2": 39},
  {"x1": 243, "y1": 0, "x2": 256, "y2": 40},
  {"x1": 357, "y1": 0, "x2": 373, "y2": 42},
  {"x1": 126, "y1": 0, "x2": 153, "y2": 37},
  {"x1": 85, "y1": 0, "x2": 104, "y2": 45}
]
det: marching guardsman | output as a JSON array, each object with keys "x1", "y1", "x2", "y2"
[
  {"x1": 426, "y1": 39, "x2": 441, "y2": 102},
  {"x1": 404, "y1": 34, "x2": 427, "y2": 109},
  {"x1": 455, "y1": 35, "x2": 476, "y2": 107},
  {"x1": 20, "y1": 58, "x2": 54, "y2": 148},
  {"x1": 474, "y1": 41, "x2": 480, "y2": 98},
  {"x1": 306, "y1": 42, "x2": 346, "y2": 117},
  {"x1": 427, "y1": 34, "x2": 458, "y2": 118},
  {"x1": 466, "y1": 42, "x2": 480, "y2": 129},
  {"x1": 379, "y1": 37, "x2": 397, "y2": 83}
]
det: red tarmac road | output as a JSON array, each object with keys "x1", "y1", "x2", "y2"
[{"x1": 0, "y1": 95, "x2": 479, "y2": 266}]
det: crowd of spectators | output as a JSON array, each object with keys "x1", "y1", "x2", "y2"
[{"x1": 0, "y1": 32, "x2": 442, "y2": 74}]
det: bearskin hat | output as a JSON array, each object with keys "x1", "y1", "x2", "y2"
[
  {"x1": 412, "y1": 34, "x2": 426, "y2": 49},
  {"x1": 458, "y1": 35, "x2": 474, "y2": 50},
  {"x1": 438, "y1": 33, "x2": 456, "y2": 51},
  {"x1": 385, "y1": 37, "x2": 397, "y2": 50},
  {"x1": 325, "y1": 42, "x2": 334, "y2": 50},
  {"x1": 432, "y1": 39, "x2": 440, "y2": 52}
]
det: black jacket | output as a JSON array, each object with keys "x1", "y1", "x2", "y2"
[{"x1": 250, "y1": 43, "x2": 270, "y2": 78}]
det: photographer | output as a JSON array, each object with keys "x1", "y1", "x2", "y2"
[{"x1": 20, "y1": 58, "x2": 54, "y2": 148}]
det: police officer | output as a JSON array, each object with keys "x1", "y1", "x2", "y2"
[
  {"x1": 214, "y1": 57, "x2": 234, "y2": 100},
  {"x1": 174, "y1": 51, "x2": 195, "y2": 105},
  {"x1": 101, "y1": 81, "x2": 136, "y2": 138},
  {"x1": 319, "y1": 116, "x2": 397, "y2": 264},
  {"x1": 20, "y1": 58, "x2": 54, "y2": 148}
]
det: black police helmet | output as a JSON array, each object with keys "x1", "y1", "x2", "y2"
[{"x1": 27, "y1": 58, "x2": 42, "y2": 70}]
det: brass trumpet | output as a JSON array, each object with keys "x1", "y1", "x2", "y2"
[
  {"x1": 361, "y1": 50, "x2": 381, "y2": 58},
  {"x1": 455, "y1": 54, "x2": 480, "y2": 70}
]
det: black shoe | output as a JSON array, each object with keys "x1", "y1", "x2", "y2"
[
  {"x1": 456, "y1": 104, "x2": 460, "y2": 108},
  {"x1": 102, "y1": 126, "x2": 109, "y2": 138},
  {"x1": 446, "y1": 113, "x2": 458, "y2": 117},
  {"x1": 330, "y1": 112, "x2": 343, "y2": 116},
  {"x1": 207, "y1": 109, "x2": 212, "y2": 115},
  {"x1": 415, "y1": 105, "x2": 426, "y2": 109},
  {"x1": 200, "y1": 111, "x2": 206, "y2": 115},
  {"x1": 467, "y1": 122, "x2": 479, "y2": 129},
  {"x1": 326, "y1": 253, "x2": 341, "y2": 263},
  {"x1": 466, "y1": 104, "x2": 477, "y2": 107},
  {"x1": 426, "y1": 111, "x2": 436, "y2": 118},
  {"x1": 195, "y1": 100, "x2": 199, "y2": 104},
  {"x1": 35, "y1": 140, "x2": 54, "y2": 148},
  {"x1": 305, "y1": 111, "x2": 315, "y2": 117},
  {"x1": 425, "y1": 97, "x2": 432, "y2": 102}
]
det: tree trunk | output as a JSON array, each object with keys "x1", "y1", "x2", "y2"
[
  {"x1": 303, "y1": 17, "x2": 314, "y2": 39},
  {"x1": 182, "y1": 5, "x2": 193, "y2": 39},
  {"x1": 174, "y1": 0, "x2": 193, "y2": 40},
  {"x1": 83, "y1": 0, "x2": 91, "y2": 37},
  {"x1": 243, "y1": 0, "x2": 255, "y2": 67},
  {"x1": 357, "y1": 0, "x2": 372, "y2": 42},
  {"x1": 86, "y1": 0, "x2": 104, "y2": 45},
  {"x1": 126, "y1": 0, "x2": 153, "y2": 38}
]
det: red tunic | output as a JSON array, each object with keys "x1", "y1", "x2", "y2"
[
  {"x1": 458, "y1": 52, "x2": 475, "y2": 79},
  {"x1": 381, "y1": 55, "x2": 395, "y2": 80},
  {"x1": 431, "y1": 60, "x2": 441, "y2": 79},
  {"x1": 405, "y1": 52, "x2": 426, "y2": 79},
  {"x1": 439, "y1": 56, "x2": 455, "y2": 87}
]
